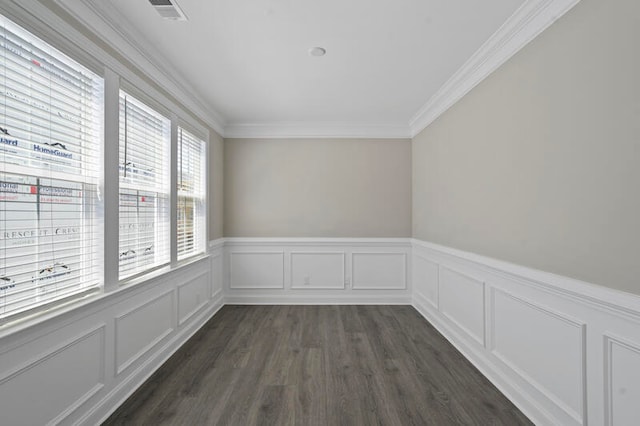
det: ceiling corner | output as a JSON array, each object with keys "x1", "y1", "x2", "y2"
[
  {"x1": 409, "y1": 0, "x2": 582, "y2": 138},
  {"x1": 53, "y1": 0, "x2": 227, "y2": 136}
]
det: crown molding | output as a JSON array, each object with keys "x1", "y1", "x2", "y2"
[
  {"x1": 224, "y1": 122, "x2": 412, "y2": 139},
  {"x1": 409, "y1": 0, "x2": 581, "y2": 138},
  {"x1": 44, "y1": 0, "x2": 580, "y2": 140},
  {"x1": 53, "y1": 0, "x2": 226, "y2": 137}
]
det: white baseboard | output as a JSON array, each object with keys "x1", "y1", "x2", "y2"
[
  {"x1": 225, "y1": 294, "x2": 412, "y2": 305},
  {"x1": 412, "y1": 239, "x2": 640, "y2": 426}
]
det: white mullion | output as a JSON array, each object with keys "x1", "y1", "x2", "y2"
[
  {"x1": 103, "y1": 67, "x2": 119, "y2": 292},
  {"x1": 170, "y1": 114, "x2": 178, "y2": 266}
]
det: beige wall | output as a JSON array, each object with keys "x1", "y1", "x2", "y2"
[
  {"x1": 412, "y1": 0, "x2": 640, "y2": 295},
  {"x1": 208, "y1": 129, "x2": 225, "y2": 240},
  {"x1": 225, "y1": 138, "x2": 412, "y2": 237}
]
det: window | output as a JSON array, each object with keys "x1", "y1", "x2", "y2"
[
  {"x1": 0, "y1": 15, "x2": 104, "y2": 319},
  {"x1": 118, "y1": 92, "x2": 170, "y2": 279},
  {"x1": 177, "y1": 127, "x2": 206, "y2": 260},
  {"x1": 0, "y1": 13, "x2": 210, "y2": 323}
]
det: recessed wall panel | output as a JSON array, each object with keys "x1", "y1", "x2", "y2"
[
  {"x1": 291, "y1": 252, "x2": 345, "y2": 289},
  {"x1": 115, "y1": 291, "x2": 175, "y2": 374},
  {"x1": 178, "y1": 272, "x2": 210, "y2": 325},
  {"x1": 607, "y1": 337, "x2": 640, "y2": 426},
  {"x1": 414, "y1": 255, "x2": 439, "y2": 307},
  {"x1": 0, "y1": 327, "x2": 104, "y2": 425},
  {"x1": 229, "y1": 252, "x2": 284, "y2": 289},
  {"x1": 439, "y1": 266, "x2": 485, "y2": 345},
  {"x1": 352, "y1": 253, "x2": 406, "y2": 289},
  {"x1": 492, "y1": 289, "x2": 585, "y2": 422},
  {"x1": 211, "y1": 254, "x2": 223, "y2": 295}
]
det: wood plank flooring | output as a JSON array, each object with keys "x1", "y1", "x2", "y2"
[{"x1": 103, "y1": 305, "x2": 532, "y2": 425}]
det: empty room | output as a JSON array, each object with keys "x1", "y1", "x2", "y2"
[{"x1": 0, "y1": 0, "x2": 638, "y2": 425}]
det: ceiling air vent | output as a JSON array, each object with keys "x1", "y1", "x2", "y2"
[{"x1": 149, "y1": 0, "x2": 187, "y2": 21}]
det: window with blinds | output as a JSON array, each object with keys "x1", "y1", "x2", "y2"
[
  {"x1": 177, "y1": 127, "x2": 205, "y2": 260},
  {"x1": 0, "y1": 15, "x2": 104, "y2": 320},
  {"x1": 119, "y1": 92, "x2": 170, "y2": 279}
]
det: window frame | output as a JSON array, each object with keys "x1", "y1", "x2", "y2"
[
  {"x1": 0, "y1": 5, "x2": 211, "y2": 325},
  {"x1": 117, "y1": 89, "x2": 172, "y2": 282},
  {"x1": 176, "y1": 124, "x2": 208, "y2": 262}
]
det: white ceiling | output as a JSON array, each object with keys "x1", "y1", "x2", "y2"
[{"x1": 55, "y1": 0, "x2": 578, "y2": 137}]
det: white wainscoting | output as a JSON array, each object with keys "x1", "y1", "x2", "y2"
[
  {"x1": 3, "y1": 236, "x2": 640, "y2": 426},
  {"x1": 412, "y1": 239, "x2": 640, "y2": 426},
  {"x1": 229, "y1": 252, "x2": 285, "y2": 289},
  {"x1": 224, "y1": 238, "x2": 412, "y2": 304},
  {"x1": 0, "y1": 242, "x2": 224, "y2": 426}
]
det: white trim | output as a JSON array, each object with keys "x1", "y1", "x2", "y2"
[
  {"x1": 224, "y1": 122, "x2": 411, "y2": 139},
  {"x1": 177, "y1": 271, "x2": 211, "y2": 326},
  {"x1": 225, "y1": 294, "x2": 412, "y2": 305},
  {"x1": 412, "y1": 238, "x2": 640, "y2": 426},
  {"x1": 222, "y1": 238, "x2": 412, "y2": 304},
  {"x1": 113, "y1": 290, "x2": 175, "y2": 375},
  {"x1": 103, "y1": 68, "x2": 120, "y2": 292},
  {"x1": 223, "y1": 237, "x2": 412, "y2": 246},
  {"x1": 53, "y1": 0, "x2": 225, "y2": 136},
  {"x1": 9, "y1": 0, "x2": 580, "y2": 140},
  {"x1": 289, "y1": 252, "x2": 346, "y2": 290},
  {"x1": 409, "y1": 0, "x2": 581, "y2": 137},
  {"x1": 412, "y1": 292, "x2": 552, "y2": 425},
  {"x1": 208, "y1": 238, "x2": 225, "y2": 251},
  {"x1": 87, "y1": 290, "x2": 224, "y2": 425},
  {"x1": 412, "y1": 239, "x2": 640, "y2": 317},
  {"x1": 0, "y1": 0, "x2": 217, "y2": 138}
]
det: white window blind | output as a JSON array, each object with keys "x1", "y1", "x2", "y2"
[
  {"x1": 119, "y1": 92, "x2": 170, "y2": 279},
  {"x1": 177, "y1": 127, "x2": 205, "y2": 260},
  {"x1": 0, "y1": 15, "x2": 103, "y2": 320}
]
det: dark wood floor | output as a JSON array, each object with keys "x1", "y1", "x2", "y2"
[{"x1": 104, "y1": 305, "x2": 532, "y2": 425}]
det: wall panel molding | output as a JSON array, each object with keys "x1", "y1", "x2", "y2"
[
  {"x1": 229, "y1": 251, "x2": 285, "y2": 289},
  {"x1": 114, "y1": 290, "x2": 175, "y2": 375},
  {"x1": 0, "y1": 325, "x2": 106, "y2": 425},
  {"x1": 290, "y1": 252, "x2": 346, "y2": 289},
  {"x1": 352, "y1": 252, "x2": 407, "y2": 290},
  {"x1": 178, "y1": 271, "x2": 211, "y2": 325},
  {"x1": 224, "y1": 238, "x2": 412, "y2": 304},
  {"x1": 412, "y1": 238, "x2": 640, "y2": 426},
  {"x1": 604, "y1": 334, "x2": 640, "y2": 426},
  {"x1": 439, "y1": 266, "x2": 486, "y2": 346}
]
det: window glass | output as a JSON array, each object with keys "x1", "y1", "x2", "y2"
[
  {"x1": 0, "y1": 15, "x2": 103, "y2": 319},
  {"x1": 118, "y1": 92, "x2": 170, "y2": 279},
  {"x1": 177, "y1": 127, "x2": 205, "y2": 260}
]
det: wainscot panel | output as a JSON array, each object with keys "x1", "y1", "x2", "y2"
[
  {"x1": 0, "y1": 246, "x2": 224, "y2": 426},
  {"x1": 115, "y1": 290, "x2": 175, "y2": 375},
  {"x1": 178, "y1": 271, "x2": 211, "y2": 325},
  {"x1": 224, "y1": 238, "x2": 412, "y2": 304},
  {"x1": 439, "y1": 266, "x2": 485, "y2": 346},
  {"x1": 605, "y1": 335, "x2": 640, "y2": 426},
  {"x1": 290, "y1": 252, "x2": 345, "y2": 289},
  {"x1": 0, "y1": 325, "x2": 105, "y2": 425},
  {"x1": 229, "y1": 252, "x2": 285, "y2": 289},
  {"x1": 412, "y1": 239, "x2": 640, "y2": 426}
]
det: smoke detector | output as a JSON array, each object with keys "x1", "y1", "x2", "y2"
[{"x1": 148, "y1": 0, "x2": 188, "y2": 21}]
